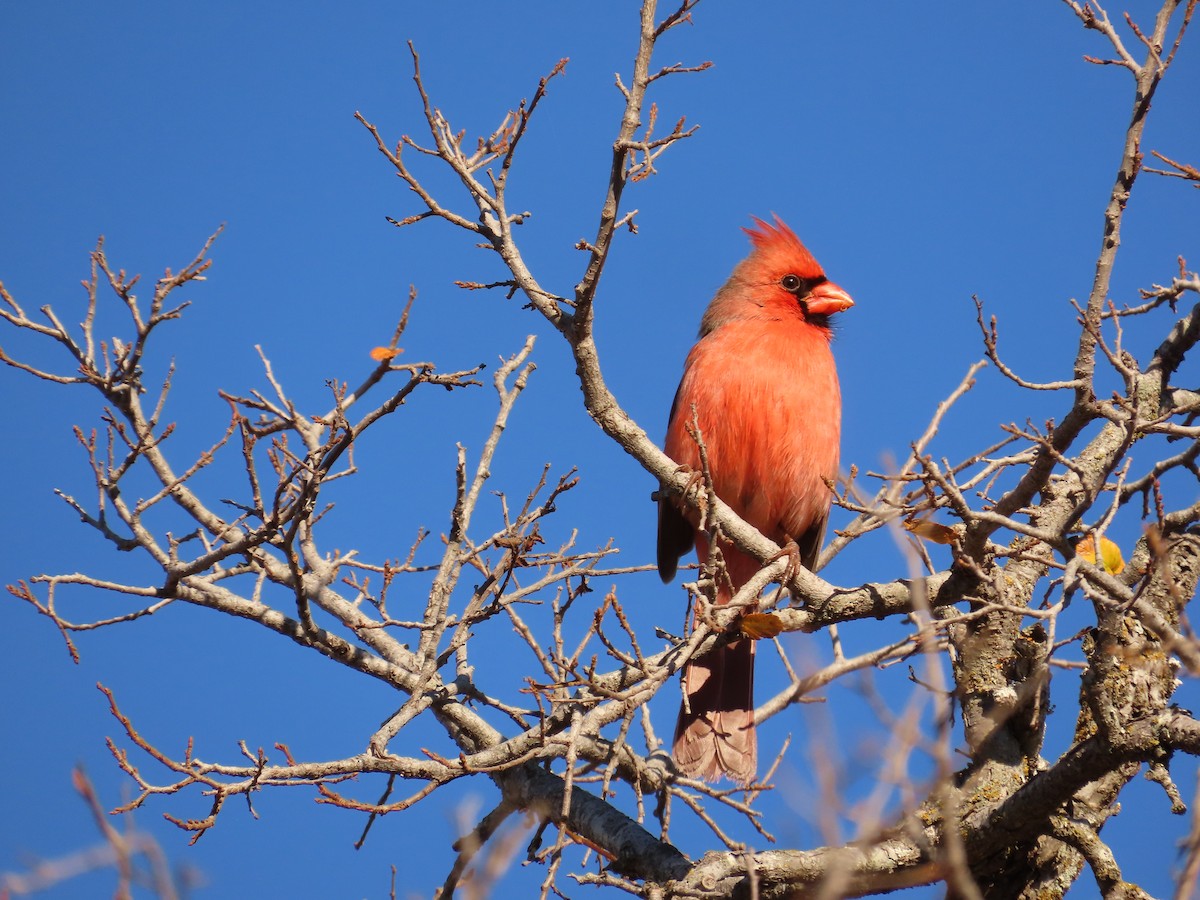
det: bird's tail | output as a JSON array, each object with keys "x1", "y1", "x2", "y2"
[
  {"x1": 673, "y1": 635, "x2": 756, "y2": 783},
  {"x1": 673, "y1": 542, "x2": 759, "y2": 783}
]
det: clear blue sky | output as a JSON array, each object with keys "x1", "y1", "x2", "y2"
[{"x1": 1, "y1": 2, "x2": 1196, "y2": 897}]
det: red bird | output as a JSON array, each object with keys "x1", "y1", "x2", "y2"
[{"x1": 658, "y1": 216, "x2": 853, "y2": 783}]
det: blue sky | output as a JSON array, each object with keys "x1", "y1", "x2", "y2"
[{"x1": 1, "y1": 2, "x2": 1197, "y2": 897}]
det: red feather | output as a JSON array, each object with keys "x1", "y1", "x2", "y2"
[{"x1": 658, "y1": 216, "x2": 852, "y2": 783}]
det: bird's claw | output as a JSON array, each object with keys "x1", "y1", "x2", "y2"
[
  {"x1": 766, "y1": 540, "x2": 803, "y2": 605},
  {"x1": 671, "y1": 463, "x2": 710, "y2": 521}
]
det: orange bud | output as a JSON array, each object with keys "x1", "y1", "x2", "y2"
[{"x1": 370, "y1": 346, "x2": 403, "y2": 362}]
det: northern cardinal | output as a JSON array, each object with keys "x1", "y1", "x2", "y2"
[{"x1": 657, "y1": 216, "x2": 853, "y2": 783}]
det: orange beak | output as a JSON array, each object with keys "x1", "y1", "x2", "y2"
[{"x1": 806, "y1": 281, "x2": 855, "y2": 316}]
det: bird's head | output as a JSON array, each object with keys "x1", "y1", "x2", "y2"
[{"x1": 740, "y1": 215, "x2": 854, "y2": 323}]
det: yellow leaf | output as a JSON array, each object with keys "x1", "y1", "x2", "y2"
[
  {"x1": 903, "y1": 518, "x2": 957, "y2": 545},
  {"x1": 739, "y1": 612, "x2": 784, "y2": 640},
  {"x1": 370, "y1": 346, "x2": 403, "y2": 362},
  {"x1": 1076, "y1": 534, "x2": 1125, "y2": 574}
]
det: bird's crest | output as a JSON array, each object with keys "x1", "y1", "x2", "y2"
[{"x1": 742, "y1": 215, "x2": 823, "y2": 277}]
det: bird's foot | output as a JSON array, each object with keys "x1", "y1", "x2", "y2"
[
  {"x1": 672, "y1": 464, "x2": 710, "y2": 522},
  {"x1": 765, "y1": 540, "x2": 803, "y2": 606}
]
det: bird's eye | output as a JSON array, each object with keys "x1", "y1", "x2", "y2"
[{"x1": 781, "y1": 274, "x2": 804, "y2": 293}]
